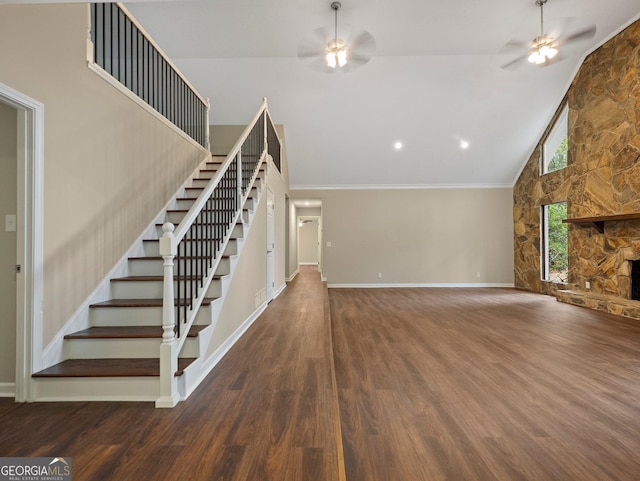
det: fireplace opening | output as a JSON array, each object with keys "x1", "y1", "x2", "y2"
[{"x1": 631, "y1": 261, "x2": 640, "y2": 301}]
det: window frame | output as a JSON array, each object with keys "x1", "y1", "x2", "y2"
[
  {"x1": 540, "y1": 103, "x2": 569, "y2": 175},
  {"x1": 540, "y1": 201, "x2": 568, "y2": 284}
]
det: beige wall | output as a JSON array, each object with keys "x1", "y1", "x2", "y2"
[
  {"x1": 0, "y1": 4, "x2": 209, "y2": 346},
  {"x1": 299, "y1": 219, "x2": 319, "y2": 264},
  {"x1": 0, "y1": 101, "x2": 17, "y2": 383},
  {"x1": 287, "y1": 198, "x2": 298, "y2": 279},
  {"x1": 206, "y1": 160, "x2": 289, "y2": 358},
  {"x1": 209, "y1": 125, "x2": 245, "y2": 155},
  {"x1": 292, "y1": 188, "x2": 514, "y2": 285}
]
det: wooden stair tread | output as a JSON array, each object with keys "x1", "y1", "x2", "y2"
[
  {"x1": 32, "y1": 358, "x2": 195, "y2": 378},
  {"x1": 90, "y1": 297, "x2": 216, "y2": 308},
  {"x1": 65, "y1": 325, "x2": 206, "y2": 340}
]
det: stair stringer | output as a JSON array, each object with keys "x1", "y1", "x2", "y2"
[
  {"x1": 177, "y1": 163, "x2": 272, "y2": 400},
  {"x1": 39, "y1": 152, "x2": 212, "y2": 372}
]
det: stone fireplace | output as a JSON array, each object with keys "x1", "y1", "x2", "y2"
[{"x1": 513, "y1": 19, "x2": 640, "y2": 321}]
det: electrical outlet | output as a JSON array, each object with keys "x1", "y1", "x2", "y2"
[
  {"x1": 476, "y1": 271, "x2": 481, "y2": 278},
  {"x1": 377, "y1": 272, "x2": 382, "y2": 278},
  {"x1": 326, "y1": 241, "x2": 332, "y2": 247},
  {"x1": 5, "y1": 214, "x2": 16, "y2": 232},
  {"x1": 585, "y1": 281, "x2": 590, "y2": 289}
]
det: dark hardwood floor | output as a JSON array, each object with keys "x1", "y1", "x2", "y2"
[
  {"x1": 4, "y1": 269, "x2": 640, "y2": 480},
  {"x1": 330, "y1": 286, "x2": 640, "y2": 481},
  {"x1": 0, "y1": 266, "x2": 344, "y2": 481}
]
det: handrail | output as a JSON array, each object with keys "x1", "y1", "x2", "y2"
[
  {"x1": 156, "y1": 99, "x2": 276, "y2": 407},
  {"x1": 89, "y1": 3, "x2": 209, "y2": 148}
]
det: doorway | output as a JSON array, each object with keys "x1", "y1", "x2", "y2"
[
  {"x1": 266, "y1": 189, "x2": 275, "y2": 302},
  {"x1": 0, "y1": 101, "x2": 17, "y2": 397},
  {"x1": 0, "y1": 82, "x2": 45, "y2": 402},
  {"x1": 298, "y1": 217, "x2": 320, "y2": 266}
]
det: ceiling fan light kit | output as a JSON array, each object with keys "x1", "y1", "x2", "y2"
[
  {"x1": 326, "y1": 2, "x2": 348, "y2": 68},
  {"x1": 528, "y1": 0, "x2": 558, "y2": 65}
]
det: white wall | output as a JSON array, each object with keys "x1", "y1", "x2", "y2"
[
  {"x1": 0, "y1": 4, "x2": 209, "y2": 346},
  {"x1": 291, "y1": 188, "x2": 515, "y2": 286},
  {"x1": 0, "y1": 101, "x2": 17, "y2": 384}
]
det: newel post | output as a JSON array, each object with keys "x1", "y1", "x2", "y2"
[{"x1": 156, "y1": 222, "x2": 180, "y2": 408}]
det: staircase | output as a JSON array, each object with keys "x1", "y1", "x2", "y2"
[{"x1": 32, "y1": 154, "x2": 266, "y2": 402}]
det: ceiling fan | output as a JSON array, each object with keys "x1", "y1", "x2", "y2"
[
  {"x1": 500, "y1": 0, "x2": 596, "y2": 70},
  {"x1": 297, "y1": 2, "x2": 376, "y2": 74}
]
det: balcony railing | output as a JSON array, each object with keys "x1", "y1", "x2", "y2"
[{"x1": 90, "y1": 3, "x2": 208, "y2": 148}]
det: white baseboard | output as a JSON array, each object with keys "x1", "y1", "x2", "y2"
[
  {"x1": 286, "y1": 270, "x2": 299, "y2": 282},
  {"x1": 299, "y1": 262, "x2": 318, "y2": 266},
  {"x1": 0, "y1": 383, "x2": 15, "y2": 398},
  {"x1": 328, "y1": 283, "x2": 515, "y2": 288},
  {"x1": 273, "y1": 283, "x2": 287, "y2": 299}
]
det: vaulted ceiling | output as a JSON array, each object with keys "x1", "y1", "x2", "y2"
[{"x1": 125, "y1": 0, "x2": 640, "y2": 189}]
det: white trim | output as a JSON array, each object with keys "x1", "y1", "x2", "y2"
[
  {"x1": 273, "y1": 282, "x2": 287, "y2": 299},
  {"x1": 286, "y1": 269, "x2": 299, "y2": 282},
  {"x1": 299, "y1": 262, "x2": 319, "y2": 266},
  {"x1": 328, "y1": 283, "x2": 515, "y2": 289},
  {"x1": 0, "y1": 383, "x2": 15, "y2": 398},
  {"x1": 0, "y1": 82, "x2": 45, "y2": 403},
  {"x1": 291, "y1": 183, "x2": 512, "y2": 191}
]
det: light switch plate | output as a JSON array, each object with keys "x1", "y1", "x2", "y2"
[{"x1": 5, "y1": 215, "x2": 16, "y2": 232}]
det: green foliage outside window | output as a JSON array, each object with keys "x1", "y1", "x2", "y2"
[
  {"x1": 547, "y1": 137, "x2": 568, "y2": 172},
  {"x1": 547, "y1": 202, "x2": 568, "y2": 283}
]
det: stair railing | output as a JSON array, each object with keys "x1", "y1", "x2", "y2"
[
  {"x1": 89, "y1": 3, "x2": 209, "y2": 149},
  {"x1": 157, "y1": 98, "x2": 280, "y2": 407}
]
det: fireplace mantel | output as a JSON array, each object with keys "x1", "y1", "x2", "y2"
[{"x1": 563, "y1": 213, "x2": 640, "y2": 233}]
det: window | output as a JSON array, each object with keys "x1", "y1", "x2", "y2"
[
  {"x1": 541, "y1": 202, "x2": 568, "y2": 283},
  {"x1": 541, "y1": 104, "x2": 568, "y2": 174}
]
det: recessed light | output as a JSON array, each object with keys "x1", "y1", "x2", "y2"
[
  {"x1": 394, "y1": 141, "x2": 403, "y2": 150},
  {"x1": 460, "y1": 140, "x2": 470, "y2": 149}
]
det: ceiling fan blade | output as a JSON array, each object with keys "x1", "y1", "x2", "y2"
[
  {"x1": 563, "y1": 24, "x2": 596, "y2": 44},
  {"x1": 348, "y1": 30, "x2": 376, "y2": 52},
  {"x1": 297, "y1": 25, "x2": 332, "y2": 59},
  {"x1": 500, "y1": 55, "x2": 527, "y2": 71},
  {"x1": 499, "y1": 39, "x2": 529, "y2": 54}
]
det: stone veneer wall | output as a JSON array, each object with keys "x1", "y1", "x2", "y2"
[{"x1": 513, "y1": 19, "x2": 640, "y2": 318}]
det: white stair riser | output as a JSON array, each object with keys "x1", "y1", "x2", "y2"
[
  {"x1": 64, "y1": 337, "x2": 201, "y2": 359},
  {"x1": 142, "y1": 239, "x2": 238, "y2": 257},
  {"x1": 155, "y1": 222, "x2": 243, "y2": 239},
  {"x1": 166, "y1": 211, "x2": 238, "y2": 225},
  {"x1": 111, "y1": 278, "x2": 223, "y2": 299},
  {"x1": 90, "y1": 304, "x2": 212, "y2": 326},
  {"x1": 176, "y1": 198, "x2": 196, "y2": 210},
  {"x1": 127, "y1": 257, "x2": 229, "y2": 277},
  {"x1": 33, "y1": 377, "x2": 159, "y2": 402}
]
